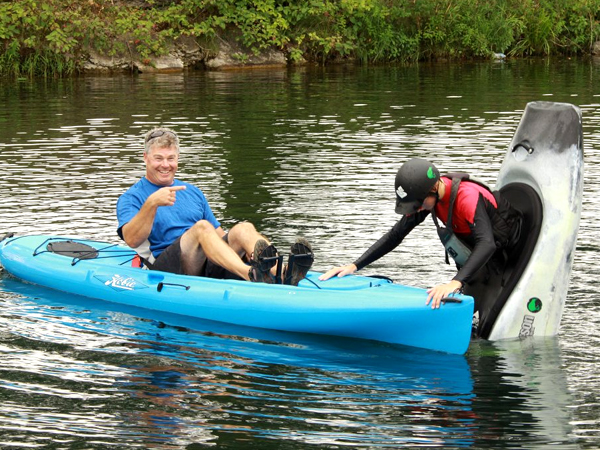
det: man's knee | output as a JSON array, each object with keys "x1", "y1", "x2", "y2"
[
  {"x1": 228, "y1": 222, "x2": 260, "y2": 254},
  {"x1": 230, "y1": 221, "x2": 257, "y2": 237},
  {"x1": 193, "y1": 220, "x2": 216, "y2": 234},
  {"x1": 184, "y1": 220, "x2": 216, "y2": 243}
]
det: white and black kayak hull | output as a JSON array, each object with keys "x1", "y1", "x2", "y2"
[{"x1": 469, "y1": 101, "x2": 584, "y2": 340}]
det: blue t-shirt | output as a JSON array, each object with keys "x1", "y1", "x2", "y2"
[{"x1": 116, "y1": 177, "x2": 220, "y2": 257}]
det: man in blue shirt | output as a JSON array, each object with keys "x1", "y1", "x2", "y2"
[{"x1": 117, "y1": 127, "x2": 313, "y2": 284}]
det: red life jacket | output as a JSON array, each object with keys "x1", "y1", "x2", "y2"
[{"x1": 432, "y1": 173, "x2": 522, "y2": 264}]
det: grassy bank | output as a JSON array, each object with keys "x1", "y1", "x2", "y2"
[{"x1": 1, "y1": 0, "x2": 600, "y2": 77}]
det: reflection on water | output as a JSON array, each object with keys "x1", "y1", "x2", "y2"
[
  {"x1": 0, "y1": 280, "x2": 583, "y2": 448},
  {"x1": 0, "y1": 60, "x2": 599, "y2": 447},
  {"x1": 1, "y1": 280, "x2": 477, "y2": 448}
]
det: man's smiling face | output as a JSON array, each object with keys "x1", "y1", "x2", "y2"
[{"x1": 144, "y1": 145, "x2": 179, "y2": 186}]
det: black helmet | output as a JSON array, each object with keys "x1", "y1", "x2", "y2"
[{"x1": 395, "y1": 158, "x2": 440, "y2": 215}]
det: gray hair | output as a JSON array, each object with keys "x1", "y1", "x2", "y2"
[{"x1": 144, "y1": 127, "x2": 180, "y2": 154}]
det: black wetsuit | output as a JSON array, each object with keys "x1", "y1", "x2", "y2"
[{"x1": 353, "y1": 176, "x2": 521, "y2": 285}]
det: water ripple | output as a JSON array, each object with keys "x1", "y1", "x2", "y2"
[{"x1": 0, "y1": 61, "x2": 598, "y2": 448}]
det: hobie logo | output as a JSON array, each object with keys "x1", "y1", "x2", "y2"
[{"x1": 94, "y1": 274, "x2": 148, "y2": 291}]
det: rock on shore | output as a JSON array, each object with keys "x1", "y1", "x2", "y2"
[{"x1": 83, "y1": 36, "x2": 289, "y2": 73}]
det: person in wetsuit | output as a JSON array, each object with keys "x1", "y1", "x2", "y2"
[{"x1": 319, "y1": 158, "x2": 521, "y2": 309}]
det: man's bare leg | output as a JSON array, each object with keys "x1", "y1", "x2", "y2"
[
  {"x1": 226, "y1": 222, "x2": 270, "y2": 258},
  {"x1": 180, "y1": 220, "x2": 252, "y2": 280}
]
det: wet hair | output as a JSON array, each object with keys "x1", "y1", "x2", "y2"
[{"x1": 144, "y1": 127, "x2": 180, "y2": 154}]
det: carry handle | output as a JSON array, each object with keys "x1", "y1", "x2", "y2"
[
  {"x1": 512, "y1": 140, "x2": 534, "y2": 154},
  {"x1": 157, "y1": 282, "x2": 190, "y2": 292},
  {"x1": 441, "y1": 297, "x2": 463, "y2": 304}
]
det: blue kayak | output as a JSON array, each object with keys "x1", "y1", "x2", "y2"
[{"x1": 0, "y1": 234, "x2": 474, "y2": 354}]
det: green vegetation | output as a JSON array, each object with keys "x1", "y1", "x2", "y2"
[{"x1": 1, "y1": 0, "x2": 600, "y2": 77}]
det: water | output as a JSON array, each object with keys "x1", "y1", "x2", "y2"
[{"x1": 0, "y1": 59, "x2": 599, "y2": 448}]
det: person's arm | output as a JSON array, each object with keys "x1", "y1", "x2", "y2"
[
  {"x1": 319, "y1": 211, "x2": 428, "y2": 280},
  {"x1": 353, "y1": 211, "x2": 428, "y2": 270},
  {"x1": 426, "y1": 196, "x2": 496, "y2": 308},
  {"x1": 121, "y1": 185, "x2": 186, "y2": 248}
]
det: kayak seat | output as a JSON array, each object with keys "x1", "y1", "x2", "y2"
[{"x1": 472, "y1": 182, "x2": 543, "y2": 339}]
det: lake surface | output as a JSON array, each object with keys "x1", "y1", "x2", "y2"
[{"x1": 0, "y1": 58, "x2": 599, "y2": 448}]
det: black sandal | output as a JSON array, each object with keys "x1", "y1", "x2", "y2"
[
  {"x1": 283, "y1": 238, "x2": 314, "y2": 286},
  {"x1": 249, "y1": 239, "x2": 281, "y2": 284}
]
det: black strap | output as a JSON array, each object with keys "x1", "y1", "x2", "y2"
[
  {"x1": 140, "y1": 256, "x2": 155, "y2": 270},
  {"x1": 431, "y1": 177, "x2": 462, "y2": 264},
  {"x1": 446, "y1": 177, "x2": 461, "y2": 232}
]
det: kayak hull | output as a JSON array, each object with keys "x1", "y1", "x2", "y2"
[
  {"x1": 467, "y1": 101, "x2": 583, "y2": 340},
  {"x1": 0, "y1": 234, "x2": 474, "y2": 354}
]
